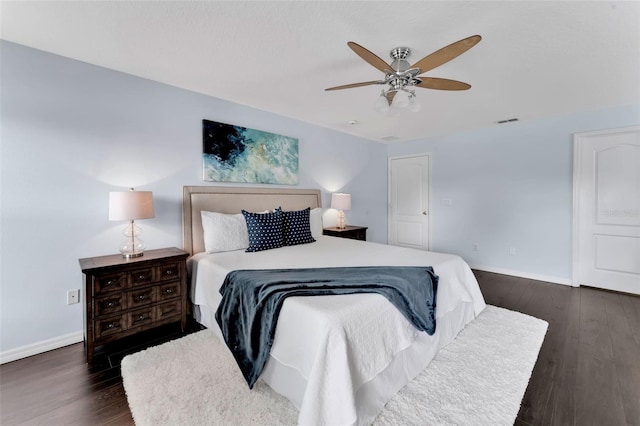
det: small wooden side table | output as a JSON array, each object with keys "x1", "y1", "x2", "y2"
[{"x1": 323, "y1": 225, "x2": 367, "y2": 241}]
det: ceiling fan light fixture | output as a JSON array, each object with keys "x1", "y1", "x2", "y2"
[
  {"x1": 409, "y1": 93, "x2": 421, "y2": 112},
  {"x1": 387, "y1": 105, "x2": 401, "y2": 117},
  {"x1": 375, "y1": 88, "x2": 419, "y2": 115},
  {"x1": 374, "y1": 92, "x2": 390, "y2": 112},
  {"x1": 391, "y1": 89, "x2": 410, "y2": 109}
]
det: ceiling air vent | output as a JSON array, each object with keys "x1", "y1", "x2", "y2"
[{"x1": 497, "y1": 118, "x2": 519, "y2": 124}]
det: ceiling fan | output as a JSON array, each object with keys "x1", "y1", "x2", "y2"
[{"x1": 325, "y1": 35, "x2": 481, "y2": 112}]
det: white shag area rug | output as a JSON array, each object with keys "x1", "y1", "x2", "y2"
[{"x1": 121, "y1": 305, "x2": 547, "y2": 426}]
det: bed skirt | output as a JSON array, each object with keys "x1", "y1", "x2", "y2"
[{"x1": 194, "y1": 300, "x2": 476, "y2": 425}]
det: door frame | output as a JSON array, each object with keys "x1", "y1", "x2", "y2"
[
  {"x1": 572, "y1": 125, "x2": 640, "y2": 287},
  {"x1": 387, "y1": 153, "x2": 432, "y2": 250}
]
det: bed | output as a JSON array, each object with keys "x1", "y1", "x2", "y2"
[{"x1": 182, "y1": 186, "x2": 486, "y2": 425}]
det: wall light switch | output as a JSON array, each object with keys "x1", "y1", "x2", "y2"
[{"x1": 443, "y1": 198, "x2": 453, "y2": 206}]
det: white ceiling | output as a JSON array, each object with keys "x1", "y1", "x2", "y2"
[{"x1": 2, "y1": 1, "x2": 639, "y2": 143}]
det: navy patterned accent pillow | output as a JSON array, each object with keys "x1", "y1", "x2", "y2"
[
  {"x1": 242, "y1": 208, "x2": 284, "y2": 252},
  {"x1": 283, "y1": 207, "x2": 316, "y2": 246}
]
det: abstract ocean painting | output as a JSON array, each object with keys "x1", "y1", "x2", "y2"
[{"x1": 202, "y1": 120, "x2": 298, "y2": 184}]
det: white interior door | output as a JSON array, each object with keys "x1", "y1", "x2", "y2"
[
  {"x1": 388, "y1": 154, "x2": 430, "y2": 250},
  {"x1": 574, "y1": 126, "x2": 640, "y2": 295}
]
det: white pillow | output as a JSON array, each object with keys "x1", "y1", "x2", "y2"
[
  {"x1": 310, "y1": 208, "x2": 324, "y2": 239},
  {"x1": 201, "y1": 211, "x2": 249, "y2": 253}
]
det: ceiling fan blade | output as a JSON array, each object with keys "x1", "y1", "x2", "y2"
[
  {"x1": 325, "y1": 80, "x2": 383, "y2": 91},
  {"x1": 416, "y1": 77, "x2": 471, "y2": 91},
  {"x1": 412, "y1": 35, "x2": 481, "y2": 74},
  {"x1": 347, "y1": 41, "x2": 393, "y2": 73},
  {"x1": 385, "y1": 91, "x2": 397, "y2": 106}
]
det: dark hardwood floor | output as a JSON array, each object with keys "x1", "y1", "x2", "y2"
[
  {"x1": 476, "y1": 271, "x2": 640, "y2": 426},
  {"x1": 1, "y1": 271, "x2": 639, "y2": 425}
]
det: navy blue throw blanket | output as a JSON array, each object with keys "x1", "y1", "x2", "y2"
[{"x1": 215, "y1": 266, "x2": 439, "y2": 388}]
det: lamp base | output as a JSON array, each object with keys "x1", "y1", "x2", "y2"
[
  {"x1": 337, "y1": 210, "x2": 346, "y2": 229},
  {"x1": 122, "y1": 251, "x2": 144, "y2": 259},
  {"x1": 119, "y1": 221, "x2": 146, "y2": 258}
]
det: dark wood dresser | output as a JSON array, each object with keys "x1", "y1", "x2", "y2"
[
  {"x1": 79, "y1": 247, "x2": 188, "y2": 363},
  {"x1": 323, "y1": 225, "x2": 368, "y2": 241}
]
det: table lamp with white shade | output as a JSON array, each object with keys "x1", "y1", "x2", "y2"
[
  {"x1": 331, "y1": 193, "x2": 351, "y2": 229},
  {"x1": 109, "y1": 188, "x2": 155, "y2": 258}
]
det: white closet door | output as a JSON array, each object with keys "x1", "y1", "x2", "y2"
[
  {"x1": 574, "y1": 126, "x2": 640, "y2": 294},
  {"x1": 388, "y1": 154, "x2": 430, "y2": 250}
]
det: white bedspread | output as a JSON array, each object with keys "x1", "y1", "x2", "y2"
[{"x1": 188, "y1": 236, "x2": 486, "y2": 425}]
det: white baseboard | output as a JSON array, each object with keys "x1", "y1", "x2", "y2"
[
  {"x1": 469, "y1": 264, "x2": 574, "y2": 287},
  {"x1": 1, "y1": 331, "x2": 84, "y2": 364}
]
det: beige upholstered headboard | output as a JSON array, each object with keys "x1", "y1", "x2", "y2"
[{"x1": 182, "y1": 186, "x2": 322, "y2": 255}]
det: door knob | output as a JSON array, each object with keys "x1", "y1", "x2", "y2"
[{"x1": 422, "y1": 211, "x2": 428, "y2": 215}]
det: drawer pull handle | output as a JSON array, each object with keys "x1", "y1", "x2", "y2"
[
  {"x1": 106, "y1": 280, "x2": 115, "y2": 286},
  {"x1": 107, "y1": 323, "x2": 114, "y2": 329},
  {"x1": 137, "y1": 275, "x2": 146, "y2": 281},
  {"x1": 165, "y1": 270, "x2": 173, "y2": 275},
  {"x1": 138, "y1": 315, "x2": 146, "y2": 320},
  {"x1": 107, "y1": 302, "x2": 115, "y2": 308},
  {"x1": 138, "y1": 295, "x2": 145, "y2": 300},
  {"x1": 165, "y1": 289, "x2": 173, "y2": 294}
]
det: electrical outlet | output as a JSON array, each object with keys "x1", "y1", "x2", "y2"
[
  {"x1": 67, "y1": 289, "x2": 80, "y2": 305},
  {"x1": 509, "y1": 247, "x2": 516, "y2": 255},
  {"x1": 472, "y1": 243, "x2": 479, "y2": 251}
]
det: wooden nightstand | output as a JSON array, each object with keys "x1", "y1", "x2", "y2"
[
  {"x1": 79, "y1": 247, "x2": 189, "y2": 363},
  {"x1": 323, "y1": 225, "x2": 368, "y2": 241}
]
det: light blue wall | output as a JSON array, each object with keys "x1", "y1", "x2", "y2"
[
  {"x1": 387, "y1": 104, "x2": 640, "y2": 281},
  {"x1": 3, "y1": 39, "x2": 638, "y2": 356},
  {"x1": 0, "y1": 41, "x2": 387, "y2": 353}
]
